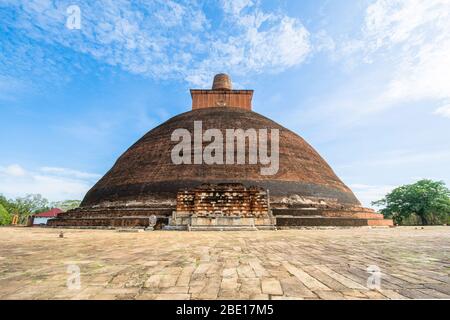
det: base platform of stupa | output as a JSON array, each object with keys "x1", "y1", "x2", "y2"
[
  {"x1": 48, "y1": 184, "x2": 392, "y2": 230},
  {"x1": 47, "y1": 208, "x2": 392, "y2": 230},
  {"x1": 272, "y1": 206, "x2": 393, "y2": 228}
]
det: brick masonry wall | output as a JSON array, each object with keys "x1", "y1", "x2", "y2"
[
  {"x1": 191, "y1": 90, "x2": 253, "y2": 110},
  {"x1": 176, "y1": 183, "x2": 268, "y2": 217}
]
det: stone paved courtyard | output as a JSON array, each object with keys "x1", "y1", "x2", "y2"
[{"x1": 0, "y1": 226, "x2": 449, "y2": 300}]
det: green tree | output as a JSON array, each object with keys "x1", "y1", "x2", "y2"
[
  {"x1": 0, "y1": 203, "x2": 12, "y2": 225},
  {"x1": 372, "y1": 179, "x2": 450, "y2": 225},
  {"x1": 0, "y1": 194, "x2": 17, "y2": 216},
  {"x1": 0, "y1": 194, "x2": 50, "y2": 224},
  {"x1": 14, "y1": 194, "x2": 50, "y2": 214},
  {"x1": 52, "y1": 200, "x2": 81, "y2": 211}
]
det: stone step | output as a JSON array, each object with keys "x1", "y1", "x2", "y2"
[
  {"x1": 60, "y1": 208, "x2": 173, "y2": 219},
  {"x1": 275, "y1": 215, "x2": 324, "y2": 218},
  {"x1": 188, "y1": 225, "x2": 258, "y2": 231},
  {"x1": 271, "y1": 208, "x2": 384, "y2": 220},
  {"x1": 74, "y1": 208, "x2": 174, "y2": 213},
  {"x1": 47, "y1": 216, "x2": 169, "y2": 228},
  {"x1": 273, "y1": 205, "x2": 321, "y2": 210},
  {"x1": 276, "y1": 216, "x2": 393, "y2": 227},
  {"x1": 271, "y1": 208, "x2": 323, "y2": 216}
]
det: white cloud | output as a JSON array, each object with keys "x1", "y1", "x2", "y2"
[
  {"x1": 0, "y1": 164, "x2": 26, "y2": 177},
  {"x1": 3, "y1": 0, "x2": 311, "y2": 87},
  {"x1": 221, "y1": 0, "x2": 254, "y2": 16},
  {"x1": 313, "y1": 0, "x2": 450, "y2": 124},
  {"x1": 339, "y1": 149, "x2": 450, "y2": 168},
  {"x1": 0, "y1": 164, "x2": 99, "y2": 201},
  {"x1": 313, "y1": 30, "x2": 336, "y2": 53},
  {"x1": 433, "y1": 103, "x2": 450, "y2": 118},
  {"x1": 40, "y1": 167, "x2": 101, "y2": 179},
  {"x1": 350, "y1": 183, "x2": 395, "y2": 207},
  {"x1": 0, "y1": 75, "x2": 30, "y2": 102},
  {"x1": 362, "y1": 0, "x2": 450, "y2": 107},
  {"x1": 183, "y1": 1, "x2": 311, "y2": 86}
]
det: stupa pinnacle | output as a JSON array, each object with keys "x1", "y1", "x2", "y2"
[
  {"x1": 212, "y1": 73, "x2": 232, "y2": 90},
  {"x1": 191, "y1": 73, "x2": 253, "y2": 110}
]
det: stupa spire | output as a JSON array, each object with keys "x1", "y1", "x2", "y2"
[
  {"x1": 212, "y1": 73, "x2": 232, "y2": 90},
  {"x1": 190, "y1": 73, "x2": 253, "y2": 110}
]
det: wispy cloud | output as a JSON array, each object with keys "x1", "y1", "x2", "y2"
[
  {"x1": 339, "y1": 149, "x2": 450, "y2": 169},
  {"x1": 0, "y1": 164, "x2": 26, "y2": 177},
  {"x1": 0, "y1": 163, "x2": 98, "y2": 201},
  {"x1": 40, "y1": 167, "x2": 101, "y2": 180},
  {"x1": 433, "y1": 103, "x2": 450, "y2": 118},
  {"x1": 368, "y1": 0, "x2": 450, "y2": 105},
  {"x1": 350, "y1": 183, "x2": 395, "y2": 207},
  {"x1": 295, "y1": 0, "x2": 450, "y2": 130},
  {"x1": 340, "y1": 0, "x2": 450, "y2": 112},
  {"x1": 1, "y1": 0, "x2": 311, "y2": 87},
  {"x1": 0, "y1": 75, "x2": 30, "y2": 102}
]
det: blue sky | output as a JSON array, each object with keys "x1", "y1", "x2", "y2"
[{"x1": 1, "y1": 0, "x2": 449, "y2": 207}]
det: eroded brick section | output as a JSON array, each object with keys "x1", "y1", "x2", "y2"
[{"x1": 176, "y1": 183, "x2": 268, "y2": 217}]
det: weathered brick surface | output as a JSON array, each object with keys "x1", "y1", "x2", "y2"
[
  {"x1": 176, "y1": 183, "x2": 268, "y2": 217},
  {"x1": 276, "y1": 217, "x2": 393, "y2": 227},
  {"x1": 271, "y1": 207, "x2": 392, "y2": 227},
  {"x1": 47, "y1": 217, "x2": 152, "y2": 228},
  {"x1": 212, "y1": 73, "x2": 233, "y2": 90},
  {"x1": 191, "y1": 90, "x2": 253, "y2": 110},
  {"x1": 80, "y1": 107, "x2": 360, "y2": 207}
]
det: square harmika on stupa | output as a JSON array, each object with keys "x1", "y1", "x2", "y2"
[{"x1": 48, "y1": 74, "x2": 393, "y2": 230}]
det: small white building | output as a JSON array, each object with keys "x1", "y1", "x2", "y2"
[{"x1": 32, "y1": 208, "x2": 62, "y2": 225}]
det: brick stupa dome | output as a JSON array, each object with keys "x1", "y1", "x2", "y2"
[
  {"x1": 81, "y1": 107, "x2": 359, "y2": 207},
  {"x1": 49, "y1": 74, "x2": 392, "y2": 229}
]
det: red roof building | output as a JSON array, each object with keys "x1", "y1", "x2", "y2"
[{"x1": 33, "y1": 208, "x2": 62, "y2": 225}]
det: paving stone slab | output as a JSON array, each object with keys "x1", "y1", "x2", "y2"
[{"x1": 0, "y1": 226, "x2": 448, "y2": 300}]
